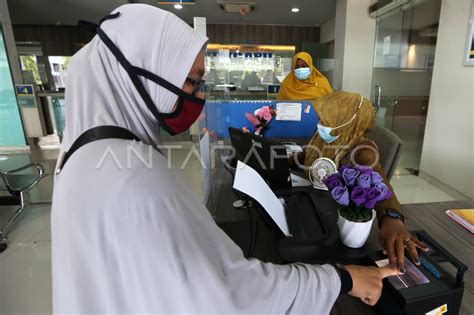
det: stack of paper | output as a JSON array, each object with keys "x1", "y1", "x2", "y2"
[
  {"x1": 446, "y1": 209, "x2": 474, "y2": 233},
  {"x1": 284, "y1": 144, "x2": 303, "y2": 154}
]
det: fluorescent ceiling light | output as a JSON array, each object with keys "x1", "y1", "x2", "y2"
[
  {"x1": 174, "y1": 4, "x2": 183, "y2": 9},
  {"x1": 291, "y1": 8, "x2": 299, "y2": 13}
]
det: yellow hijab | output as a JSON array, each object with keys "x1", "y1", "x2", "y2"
[
  {"x1": 277, "y1": 52, "x2": 333, "y2": 101},
  {"x1": 304, "y1": 91, "x2": 375, "y2": 168}
]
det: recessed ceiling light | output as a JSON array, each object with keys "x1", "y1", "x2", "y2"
[
  {"x1": 174, "y1": 4, "x2": 183, "y2": 9},
  {"x1": 291, "y1": 8, "x2": 299, "y2": 13}
]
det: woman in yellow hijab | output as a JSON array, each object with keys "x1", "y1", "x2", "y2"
[
  {"x1": 277, "y1": 52, "x2": 333, "y2": 101},
  {"x1": 290, "y1": 91, "x2": 428, "y2": 274}
]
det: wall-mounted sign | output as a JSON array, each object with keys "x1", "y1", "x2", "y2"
[
  {"x1": 15, "y1": 84, "x2": 36, "y2": 107},
  {"x1": 383, "y1": 36, "x2": 391, "y2": 55},
  {"x1": 208, "y1": 51, "x2": 273, "y2": 58},
  {"x1": 267, "y1": 85, "x2": 280, "y2": 94},
  {"x1": 15, "y1": 84, "x2": 34, "y2": 96}
]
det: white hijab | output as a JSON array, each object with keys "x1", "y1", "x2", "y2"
[
  {"x1": 61, "y1": 4, "x2": 208, "y2": 150},
  {"x1": 52, "y1": 4, "x2": 341, "y2": 314}
]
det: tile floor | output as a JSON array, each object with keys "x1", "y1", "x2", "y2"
[{"x1": 0, "y1": 146, "x2": 466, "y2": 314}]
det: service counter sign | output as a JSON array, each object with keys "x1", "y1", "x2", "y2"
[
  {"x1": 15, "y1": 85, "x2": 34, "y2": 97},
  {"x1": 267, "y1": 85, "x2": 280, "y2": 99},
  {"x1": 15, "y1": 84, "x2": 36, "y2": 107},
  {"x1": 267, "y1": 85, "x2": 280, "y2": 94}
]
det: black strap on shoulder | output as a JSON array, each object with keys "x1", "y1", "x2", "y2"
[{"x1": 56, "y1": 126, "x2": 140, "y2": 174}]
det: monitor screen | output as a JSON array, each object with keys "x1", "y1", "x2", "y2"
[{"x1": 228, "y1": 127, "x2": 291, "y2": 190}]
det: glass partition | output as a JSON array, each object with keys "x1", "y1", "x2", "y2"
[
  {"x1": 0, "y1": 28, "x2": 25, "y2": 147},
  {"x1": 204, "y1": 44, "x2": 295, "y2": 101},
  {"x1": 51, "y1": 95, "x2": 66, "y2": 140},
  {"x1": 370, "y1": 0, "x2": 441, "y2": 173}
]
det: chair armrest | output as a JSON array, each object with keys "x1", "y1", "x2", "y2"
[{"x1": 0, "y1": 163, "x2": 45, "y2": 194}]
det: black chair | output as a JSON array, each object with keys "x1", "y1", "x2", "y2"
[
  {"x1": 368, "y1": 125, "x2": 403, "y2": 180},
  {"x1": 0, "y1": 163, "x2": 45, "y2": 252}
]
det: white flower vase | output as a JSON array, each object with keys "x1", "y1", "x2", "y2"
[{"x1": 337, "y1": 210, "x2": 376, "y2": 248}]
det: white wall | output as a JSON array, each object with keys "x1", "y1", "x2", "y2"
[
  {"x1": 334, "y1": 0, "x2": 376, "y2": 98},
  {"x1": 420, "y1": 0, "x2": 474, "y2": 198},
  {"x1": 321, "y1": 18, "x2": 335, "y2": 43},
  {"x1": 333, "y1": 0, "x2": 347, "y2": 91}
]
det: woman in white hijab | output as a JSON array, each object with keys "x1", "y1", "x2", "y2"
[{"x1": 52, "y1": 4, "x2": 396, "y2": 314}]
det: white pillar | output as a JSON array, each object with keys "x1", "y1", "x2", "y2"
[
  {"x1": 334, "y1": 0, "x2": 376, "y2": 98},
  {"x1": 189, "y1": 17, "x2": 207, "y2": 137},
  {"x1": 420, "y1": 0, "x2": 474, "y2": 199},
  {"x1": 333, "y1": 0, "x2": 347, "y2": 92},
  {"x1": 193, "y1": 17, "x2": 206, "y2": 36},
  {"x1": 0, "y1": 0, "x2": 21, "y2": 84}
]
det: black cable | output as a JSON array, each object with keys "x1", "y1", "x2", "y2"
[
  {"x1": 248, "y1": 201, "x2": 258, "y2": 257},
  {"x1": 246, "y1": 201, "x2": 253, "y2": 258}
]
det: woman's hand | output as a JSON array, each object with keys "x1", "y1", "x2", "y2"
[
  {"x1": 345, "y1": 265, "x2": 399, "y2": 306},
  {"x1": 379, "y1": 218, "x2": 429, "y2": 273}
]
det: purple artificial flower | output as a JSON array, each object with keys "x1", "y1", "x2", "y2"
[
  {"x1": 357, "y1": 172, "x2": 372, "y2": 189},
  {"x1": 323, "y1": 173, "x2": 343, "y2": 191},
  {"x1": 374, "y1": 182, "x2": 393, "y2": 202},
  {"x1": 350, "y1": 186, "x2": 367, "y2": 207},
  {"x1": 339, "y1": 164, "x2": 355, "y2": 173},
  {"x1": 331, "y1": 186, "x2": 350, "y2": 206},
  {"x1": 364, "y1": 188, "x2": 382, "y2": 209},
  {"x1": 342, "y1": 167, "x2": 360, "y2": 187},
  {"x1": 356, "y1": 165, "x2": 372, "y2": 175},
  {"x1": 323, "y1": 173, "x2": 340, "y2": 184},
  {"x1": 371, "y1": 171, "x2": 383, "y2": 185}
]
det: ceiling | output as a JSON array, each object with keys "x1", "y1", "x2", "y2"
[{"x1": 7, "y1": 0, "x2": 336, "y2": 27}]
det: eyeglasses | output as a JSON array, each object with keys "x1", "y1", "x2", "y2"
[{"x1": 186, "y1": 76, "x2": 206, "y2": 95}]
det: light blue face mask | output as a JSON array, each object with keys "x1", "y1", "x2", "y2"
[
  {"x1": 294, "y1": 67, "x2": 311, "y2": 80},
  {"x1": 317, "y1": 123, "x2": 340, "y2": 144},
  {"x1": 317, "y1": 95, "x2": 365, "y2": 144}
]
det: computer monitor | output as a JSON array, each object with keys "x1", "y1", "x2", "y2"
[{"x1": 228, "y1": 127, "x2": 291, "y2": 190}]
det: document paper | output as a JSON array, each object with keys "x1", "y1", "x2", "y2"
[
  {"x1": 233, "y1": 161, "x2": 290, "y2": 236},
  {"x1": 291, "y1": 173, "x2": 312, "y2": 187},
  {"x1": 276, "y1": 103, "x2": 302, "y2": 121}
]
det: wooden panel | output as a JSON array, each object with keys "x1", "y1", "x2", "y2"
[
  {"x1": 13, "y1": 23, "x2": 321, "y2": 56},
  {"x1": 13, "y1": 25, "x2": 94, "y2": 56},
  {"x1": 206, "y1": 24, "x2": 320, "y2": 51},
  {"x1": 393, "y1": 97, "x2": 429, "y2": 116}
]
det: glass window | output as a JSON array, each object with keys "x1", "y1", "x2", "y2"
[{"x1": 19, "y1": 54, "x2": 42, "y2": 85}]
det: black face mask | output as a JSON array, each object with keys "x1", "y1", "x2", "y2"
[{"x1": 79, "y1": 12, "x2": 206, "y2": 136}]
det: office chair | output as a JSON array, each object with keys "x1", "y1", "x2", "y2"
[
  {"x1": 0, "y1": 163, "x2": 45, "y2": 253},
  {"x1": 368, "y1": 125, "x2": 403, "y2": 180}
]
